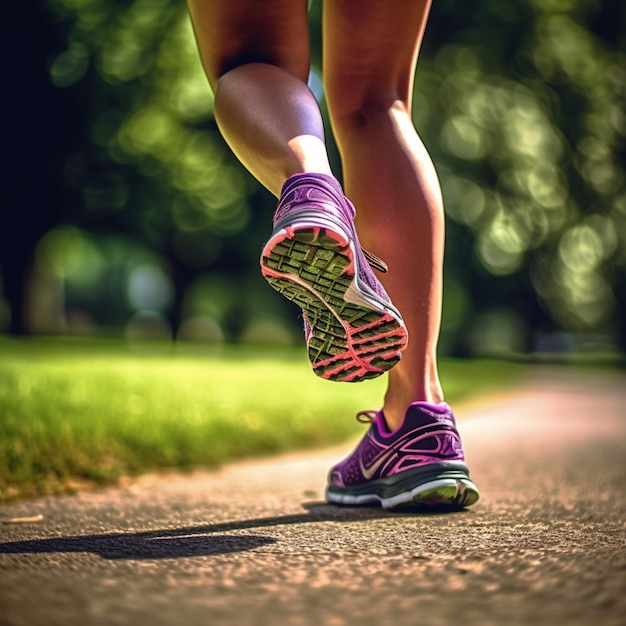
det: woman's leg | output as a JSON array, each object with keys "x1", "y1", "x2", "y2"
[
  {"x1": 186, "y1": 0, "x2": 332, "y2": 197},
  {"x1": 324, "y1": 0, "x2": 444, "y2": 430},
  {"x1": 186, "y1": 0, "x2": 407, "y2": 382}
]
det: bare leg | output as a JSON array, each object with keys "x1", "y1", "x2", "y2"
[
  {"x1": 324, "y1": 0, "x2": 445, "y2": 429},
  {"x1": 186, "y1": 0, "x2": 332, "y2": 197},
  {"x1": 187, "y1": 0, "x2": 440, "y2": 421}
]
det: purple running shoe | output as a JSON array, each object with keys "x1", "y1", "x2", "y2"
[
  {"x1": 260, "y1": 173, "x2": 408, "y2": 383},
  {"x1": 326, "y1": 402, "x2": 479, "y2": 509}
]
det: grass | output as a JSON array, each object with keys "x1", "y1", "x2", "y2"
[{"x1": 0, "y1": 336, "x2": 526, "y2": 501}]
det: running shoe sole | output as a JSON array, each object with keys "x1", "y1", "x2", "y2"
[
  {"x1": 260, "y1": 214, "x2": 408, "y2": 382},
  {"x1": 326, "y1": 461, "x2": 479, "y2": 510}
]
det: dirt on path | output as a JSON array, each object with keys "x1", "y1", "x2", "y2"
[{"x1": 1, "y1": 366, "x2": 625, "y2": 626}]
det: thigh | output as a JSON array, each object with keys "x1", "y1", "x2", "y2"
[
  {"x1": 187, "y1": 0, "x2": 311, "y2": 88},
  {"x1": 322, "y1": 0, "x2": 432, "y2": 113}
]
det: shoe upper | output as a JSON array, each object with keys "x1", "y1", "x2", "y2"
[
  {"x1": 275, "y1": 173, "x2": 356, "y2": 226},
  {"x1": 328, "y1": 402, "x2": 466, "y2": 488}
]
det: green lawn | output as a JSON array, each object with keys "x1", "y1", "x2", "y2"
[{"x1": 0, "y1": 336, "x2": 525, "y2": 501}]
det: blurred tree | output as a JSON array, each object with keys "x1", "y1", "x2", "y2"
[
  {"x1": 417, "y1": 0, "x2": 626, "y2": 353},
  {"x1": 2, "y1": 0, "x2": 274, "y2": 338},
  {"x1": 42, "y1": 0, "x2": 261, "y2": 335}
]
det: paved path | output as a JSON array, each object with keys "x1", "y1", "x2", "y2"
[{"x1": 1, "y1": 366, "x2": 625, "y2": 626}]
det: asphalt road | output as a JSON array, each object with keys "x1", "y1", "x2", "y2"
[{"x1": 1, "y1": 366, "x2": 625, "y2": 626}]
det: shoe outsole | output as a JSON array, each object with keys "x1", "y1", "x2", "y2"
[
  {"x1": 326, "y1": 478, "x2": 479, "y2": 510},
  {"x1": 261, "y1": 224, "x2": 408, "y2": 383},
  {"x1": 326, "y1": 462, "x2": 479, "y2": 510}
]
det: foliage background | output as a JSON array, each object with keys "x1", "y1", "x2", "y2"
[{"x1": 1, "y1": 0, "x2": 625, "y2": 357}]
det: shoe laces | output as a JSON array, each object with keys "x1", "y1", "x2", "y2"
[
  {"x1": 361, "y1": 248, "x2": 388, "y2": 273},
  {"x1": 356, "y1": 409, "x2": 378, "y2": 423}
]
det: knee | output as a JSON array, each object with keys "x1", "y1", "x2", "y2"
[
  {"x1": 327, "y1": 88, "x2": 411, "y2": 137},
  {"x1": 326, "y1": 74, "x2": 410, "y2": 130}
]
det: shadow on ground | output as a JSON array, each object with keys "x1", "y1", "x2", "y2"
[{"x1": 0, "y1": 502, "x2": 469, "y2": 560}]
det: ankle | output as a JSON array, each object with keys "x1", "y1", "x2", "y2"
[
  {"x1": 380, "y1": 406, "x2": 405, "y2": 433},
  {"x1": 382, "y1": 375, "x2": 445, "y2": 432}
]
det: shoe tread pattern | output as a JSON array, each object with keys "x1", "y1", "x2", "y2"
[{"x1": 261, "y1": 226, "x2": 407, "y2": 382}]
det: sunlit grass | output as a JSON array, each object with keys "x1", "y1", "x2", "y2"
[{"x1": 0, "y1": 337, "x2": 526, "y2": 501}]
